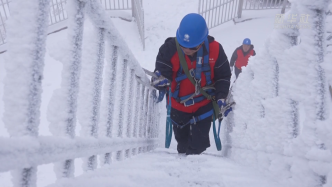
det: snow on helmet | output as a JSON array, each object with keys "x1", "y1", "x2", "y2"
[
  {"x1": 243, "y1": 38, "x2": 251, "y2": 45},
  {"x1": 176, "y1": 13, "x2": 209, "y2": 48}
]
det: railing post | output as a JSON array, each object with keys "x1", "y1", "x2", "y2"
[
  {"x1": 139, "y1": 85, "x2": 146, "y2": 137},
  {"x1": 198, "y1": 0, "x2": 201, "y2": 14},
  {"x1": 3, "y1": 0, "x2": 50, "y2": 186},
  {"x1": 281, "y1": 0, "x2": 288, "y2": 13},
  {"x1": 106, "y1": 45, "x2": 118, "y2": 138},
  {"x1": 48, "y1": 0, "x2": 86, "y2": 179},
  {"x1": 143, "y1": 88, "x2": 149, "y2": 137},
  {"x1": 81, "y1": 27, "x2": 106, "y2": 171},
  {"x1": 102, "y1": 45, "x2": 119, "y2": 165},
  {"x1": 151, "y1": 90, "x2": 157, "y2": 138},
  {"x1": 118, "y1": 59, "x2": 128, "y2": 137},
  {"x1": 131, "y1": 0, "x2": 145, "y2": 50},
  {"x1": 237, "y1": 0, "x2": 244, "y2": 18},
  {"x1": 126, "y1": 69, "x2": 135, "y2": 137},
  {"x1": 131, "y1": 0, "x2": 134, "y2": 17},
  {"x1": 90, "y1": 28, "x2": 106, "y2": 138},
  {"x1": 133, "y1": 81, "x2": 141, "y2": 138}
]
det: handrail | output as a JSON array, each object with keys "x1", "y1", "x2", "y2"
[
  {"x1": 0, "y1": 0, "x2": 158, "y2": 186},
  {"x1": 198, "y1": 0, "x2": 291, "y2": 28},
  {"x1": 0, "y1": 137, "x2": 156, "y2": 172},
  {"x1": 0, "y1": 0, "x2": 145, "y2": 50}
]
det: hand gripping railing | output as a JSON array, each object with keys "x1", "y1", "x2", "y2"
[{"x1": 0, "y1": 0, "x2": 158, "y2": 186}]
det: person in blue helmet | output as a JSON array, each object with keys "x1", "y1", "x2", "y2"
[
  {"x1": 230, "y1": 38, "x2": 256, "y2": 79},
  {"x1": 151, "y1": 13, "x2": 232, "y2": 155}
]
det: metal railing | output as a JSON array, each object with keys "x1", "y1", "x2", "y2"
[
  {"x1": 0, "y1": 0, "x2": 145, "y2": 50},
  {"x1": 49, "y1": 0, "x2": 67, "y2": 25},
  {"x1": 0, "y1": 0, "x2": 158, "y2": 186},
  {"x1": 198, "y1": 0, "x2": 240, "y2": 29},
  {"x1": 0, "y1": 0, "x2": 10, "y2": 45},
  {"x1": 223, "y1": 1, "x2": 331, "y2": 186},
  {"x1": 0, "y1": 0, "x2": 67, "y2": 45},
  {"x1": 198, "y1": 0, "x2": 290, "y2": 29},
  {"x1": 243, "y1": 0, "x2": 290, "y2": 10},
  {"x1": 132, "y1": 0, "x2": 145, "y2": 50},
  {"x1": 100, "y1": 0, "x2": 131, "y2": 10}
]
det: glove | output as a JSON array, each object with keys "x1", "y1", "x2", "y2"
[
  {"x1": 217, "y1": 99, "x2": 232, "y2": 119},
  {"x1": 151, "y1": 70, "x2": 170, "y2": 88}
]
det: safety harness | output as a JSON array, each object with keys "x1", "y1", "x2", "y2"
[
  {"x1": 164, "y1": 38, "x2": 222, "y2": 150},
  {"x1": 172, "y1": 38, "x2": 215, "y2": 107},
  {"x1": 173, "y1": 38, "x2": 220, "y2": 125}
]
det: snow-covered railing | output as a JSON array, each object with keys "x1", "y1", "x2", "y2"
[
  {"x1": 0, "y1": 0, "x2": 10, "y2": 46},
  {"x1": 198, "y1": 0, "x2": 291, "y2": 29},
  {"x1": 242, "y1": 0, "x2": 290, "y2": 10},
  {"x1": 224, "y1": 0, "x2": 332, "y2": 187},
  {"x1": 198, "y1": 0, "x2": 240, "y2": 29},
  {"x1": 100, "y1": 0, "x2": 131, "y2": 10},
  {"x1": 1, "y1": 0, "x2": 158, "y2": 186},
  {"x1": 49, "y1": 0, "x2": 67, "y2": 25},
  {"x1": 131, "y1": 0, "x2": 145, "y2": 50},
  {"x1": 0, "y1": 0, "x2": 67, "y2": 47},
  {"x1": 0, "y1": 0, "x2": 145, "y2": 51}
]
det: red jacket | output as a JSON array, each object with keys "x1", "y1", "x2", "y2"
[
  {"x1": 155, "y1": 36, "x2": 231, "y2": 113},
  {"x1": 230, "y1": 45, "x2": 256, "y2": 70},
  {"x1": 169, "y1": 41, "x2": 219, "y2": 113}
]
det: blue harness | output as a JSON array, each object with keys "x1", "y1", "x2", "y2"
[
  {"x1": 164, "y1": 38, "x2": 223, "y2": 151},
  {"x1": 171, "y1": 38, "x2": 215, "y2": 129}
]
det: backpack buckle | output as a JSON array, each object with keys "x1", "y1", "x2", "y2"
[
  {"x1": 194, "y1": 79, "x2": 201, "y2": 95},
  {"x1": 184, "y1": 99, "x2": 195, "y2": 107}
]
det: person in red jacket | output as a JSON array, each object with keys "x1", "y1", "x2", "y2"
[
  {"x1": 151, "y1": 13, "x2": 232, "y2": 155},
  {"x1": 230, "y1": 38, "x2": 256, "y2": 78}
]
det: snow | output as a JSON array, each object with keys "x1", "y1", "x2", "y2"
[
  {"x1": 2, "y1": 0, "x2": 49, "y2": 137},
  {"x1": 228, "y1": 0, "x2": 332, "y2": 186},
  {"x1": 46, "y1": 148, "x2": 284, "y2": 187},
  {"x1": 0, "y1": 0, "x2": 332, "y2": 187}
]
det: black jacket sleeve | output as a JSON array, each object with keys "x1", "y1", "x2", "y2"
[
  {"x1": 214, "y1": 44, "x2": 231, "y2": 100},
  {"x1": 154, "y1": 38, "x2": 175, "y2": 81},
  {"x1": 229, "y1": 48, "x2": 238, "y2": 67}
]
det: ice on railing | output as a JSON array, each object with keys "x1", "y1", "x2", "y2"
[
  {"x1": 85, "y1": 0, "x2": 149, "y2": 84},
  {"x1": 126, "y1": 68, "x2": 135, "y2": 138},
  {"x1": 99, "y1": 45, "x2": 118, "y2": 138},
  {"x1": 48, "y1": 0, "x2": 85, "y2": 138},
  {"x1": 325, "y1": 2, "x2": 332, "y2": 87},
  {"x1": 228, "y1": 0, "x2": 332, "y2": 186},
  {"x1": 1, "y1": 0, "x2": 158, "y2": 185},
  {"x1": 78, "y1": 20, "x2": 105, "y2": 138},
  {"x1": 3, "y1": 0, "x2": 51, "y2": 186},
  {"x1": 3, "y1": 0, "x2": 49, "y2": 137}
]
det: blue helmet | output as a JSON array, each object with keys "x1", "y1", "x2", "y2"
[
  {"x1": 176, "y1": 13, "x2": 209, "y2": 48},
  {"x1": 243, "y1": 38, "x2": 251, "y2": 45}
]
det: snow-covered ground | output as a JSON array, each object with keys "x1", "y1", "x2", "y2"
[
  {"x1": 1, "y1": 0, "x2": 331, "y2": 187},
  {"x1": 47, "y1": 148, "x2": 284, "y2": 187}
]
